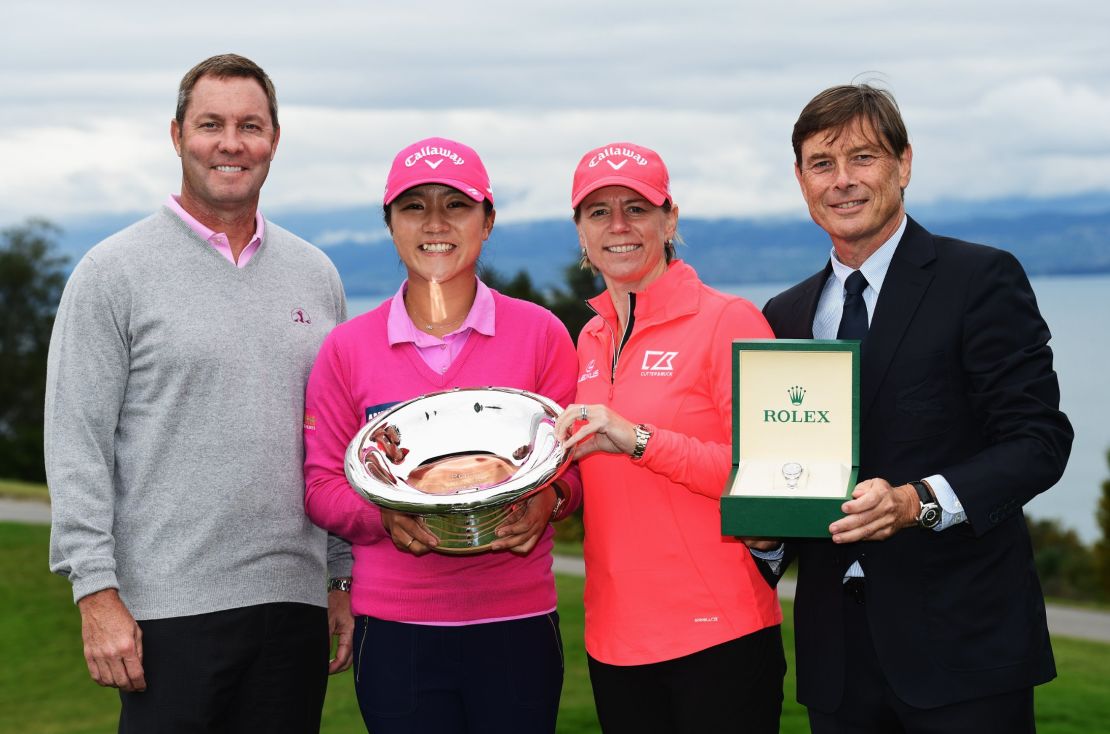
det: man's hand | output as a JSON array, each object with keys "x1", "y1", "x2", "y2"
[
  {"x1": 490, "y1": 488, "x2": 557, "y2": 555},
  {"x1": 829, "y1": 478, "x2": 919, "y2": 543},
  {"x1": 327, "y1": 588, "x2": 354, "y2": 674},
  {"x1": 76, "y1": 589, "x2": 146, "y2": 692}
]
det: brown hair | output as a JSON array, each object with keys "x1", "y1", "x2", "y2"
[
  {"x1": 175, "y1": 54, "x2": 279, "y2": 128},
  {"x1": 791, "y1": 83, "x2": 908, "y2": 166}
]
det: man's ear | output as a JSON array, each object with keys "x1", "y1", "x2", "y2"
[{"x1": 170, "y1": 119, "x2": 182, "y2": 157}]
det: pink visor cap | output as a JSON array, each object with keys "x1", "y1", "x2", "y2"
[
  {"x1": 384, "y1": 137, "x2": 494, "y2": 206},
  {"x1": 571, "y1": 142, "x2": 671, "y2": 208}
]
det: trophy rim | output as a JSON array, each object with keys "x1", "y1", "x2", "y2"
[{"x1": 344, "y1": 386, "x2": 570, "y2": 514}]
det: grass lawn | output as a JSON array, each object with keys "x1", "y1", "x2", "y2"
[
  {"x1": 3, "y1": 521, "x2": 1108, "y2": 733},
  {"x1": 0, "y1": 478, "x2": 50, "y2": 502}
]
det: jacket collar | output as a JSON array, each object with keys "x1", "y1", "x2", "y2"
[{"x1": 584, "y1": 260, "x2": 701, "y2": 337}]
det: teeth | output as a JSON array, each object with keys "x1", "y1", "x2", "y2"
[
  {"x1": 833, "y1": 200, "x2": 865, "y2": 209},
  {"x1": 606, "y1": 245, "x2": 639, "y2": 253},
  {"x1": 215, "y1": 166, "x2": 244, "y2": 173},
  {"x1": 421, "y1": 243, "x2": 454, "y2": 253}
]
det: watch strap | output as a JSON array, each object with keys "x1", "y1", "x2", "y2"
[
  {"x1": 631, "y1": 424, "x2": 653, "y2": 461},
  {"x1": 910, "y1": 480, "x2": 940, "y2": 529}
]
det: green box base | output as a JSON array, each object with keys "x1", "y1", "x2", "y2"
[{"x1": 720, "y1": 467, "x2": 858, "y2": 538}]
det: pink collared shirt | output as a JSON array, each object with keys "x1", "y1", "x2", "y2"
[
  {"x1": 165, "y1": 195, "x2": 265, "y2": 267},
  {"x1": 386, "y1": 278, "x2": 496, "y2": 373}
]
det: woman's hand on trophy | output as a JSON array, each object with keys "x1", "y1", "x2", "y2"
[
  {"x1": 380, "y1": 509, "x2": 439, "y2": 555},
  {"x1": 554, "y1": 403, "x2": 638, "y2": 459},
  {"x1": 491, "y1": 489, "x2": 556, "y2": 555}
]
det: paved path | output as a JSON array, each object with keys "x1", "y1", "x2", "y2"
[
  {"x1": 553, "y1": 555, "x2": 1110, "y2": 644},
  {"x1": 0, "y1": 497, "x2": 50, "y2": 523},
  {"x1": 4, "y1": 502, "x2": 1107, "y2": 644}
]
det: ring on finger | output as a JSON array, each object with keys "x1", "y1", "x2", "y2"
[
  {"x1": 579, "y1": 405, "x2": 588, "y2": 421},
  {"x1": 405, "y1": 537, "x2": 416, "y2": 549}
]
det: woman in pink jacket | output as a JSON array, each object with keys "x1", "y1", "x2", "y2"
[
  {"x1": 554, "y1": 142, "x2": 785, "y2": 733},
  {"x1": 304, "y1": 137, "x2": 580, "y2": 734}
]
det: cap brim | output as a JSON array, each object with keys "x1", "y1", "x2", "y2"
[
  {"x1": 571, "y1": 176, "x2": 669, "y2": 208},
  {"x1": 385, "y1": 178, "x2": 490, "y2": 205}
]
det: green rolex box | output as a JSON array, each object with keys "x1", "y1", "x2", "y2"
[{"x1": 720, "y1": 339, "x2": 860, "y2": 538}]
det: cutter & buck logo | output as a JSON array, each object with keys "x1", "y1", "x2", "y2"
[{"x1": 640, "y1": 350, "x2": 678, "y2": 377}]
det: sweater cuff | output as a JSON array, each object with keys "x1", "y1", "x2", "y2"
[{"x1": 70, "y1": 571, "x2": 120, "y2": 605}]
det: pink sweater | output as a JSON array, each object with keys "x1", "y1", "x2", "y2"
[{"x1": 303, "y1": 290, "x2": 581, "y2": 623}]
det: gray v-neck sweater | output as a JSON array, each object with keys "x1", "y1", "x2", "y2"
[{"x1": 46, "y1": 207, "x2": 346, "y2": 619}]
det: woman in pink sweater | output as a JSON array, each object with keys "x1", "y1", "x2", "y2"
[
  {"x1": 303, "y1": 137, "x2": 580, "y2": 734},
  {"x1": 554, "y1": 142, "x2": 786, "y2": 733}
]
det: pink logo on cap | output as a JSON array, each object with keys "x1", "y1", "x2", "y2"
[
  {"x1": 571, "y1": 142, "x2": 671, "y2": 208},
  {"x1": 384, "y1": 137, "x2": 493, "y2": 206}
]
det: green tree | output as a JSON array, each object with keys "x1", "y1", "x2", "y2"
[
  {"x1": 1094, "y1": 448, "x2": 1110, "y2": 597},
  {"x1": 547, "y1": 262, "x2": 605, "y2": 344},
  {"x1": 478, "y1": 263, "x2": 551, "y2": 307},
  {"x1": 1027, "y1": 516, "x2": 1097, "y2": 600},
  {"x1": 480, "y1": 260, "x2": 604, "y2": 344},
  {"x1": 0, "y1": 219, "x2": 68, "y2": 481}
]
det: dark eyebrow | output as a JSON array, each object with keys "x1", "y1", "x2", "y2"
[{"x1": 193, "y1": 111, "x2": 268, "y2": 124}]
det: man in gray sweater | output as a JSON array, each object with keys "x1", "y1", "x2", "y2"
[{"x1": 45, "y1": 54, "x2": 351, "y2": 732}]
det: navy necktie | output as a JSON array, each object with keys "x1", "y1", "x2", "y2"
[{"x1": 837, "y1": 270, "x2": 869, "y2": 342}]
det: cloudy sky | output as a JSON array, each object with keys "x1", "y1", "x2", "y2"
[{"x1": 3, "y1": 1, "x2": 1108, "y2": 228}]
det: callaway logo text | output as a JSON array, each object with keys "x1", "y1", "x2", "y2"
[
  {"x1": 405, "y1": 145, "x2": 465, "y2": 168},
  {"x1": 588, "y1": 146, "x2": 650, "y2": 170}
]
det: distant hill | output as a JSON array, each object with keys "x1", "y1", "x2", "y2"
[{"x1": 48, "y1": 194, "x2": 1110, "y2": 296}]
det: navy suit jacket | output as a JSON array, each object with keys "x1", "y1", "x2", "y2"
[{"x1": 762, "y1": 217, "x2": 1073, "y2": 711}]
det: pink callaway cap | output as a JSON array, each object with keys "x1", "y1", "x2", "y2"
[
  {"x1": 384, "y1": 137, "x2": 494, "y2": 205},
  {"x1": 571, "y1": 142, "x2": 671, "y2": 208}
]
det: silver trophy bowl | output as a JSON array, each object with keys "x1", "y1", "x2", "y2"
[{"x1": 344, "y1": 387, "x2": 571, "y2": 553}]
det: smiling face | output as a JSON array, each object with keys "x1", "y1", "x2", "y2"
[
  {"x1": 170, "y1": 75, "x2": 279, "y2": 222},
  {"x1": 795, "y1": 116, "x2": 912, "y2": 267},
  {"x1": 387, "y1": 184, "x2": 495, "y2": 287},
  {"x1": 576, "y1": 185, "x2": 678, "y2": 294}
]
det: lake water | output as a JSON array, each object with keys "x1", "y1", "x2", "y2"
[{"x1": 349, "y1": 273, "x2": 1109, "y2": 542}]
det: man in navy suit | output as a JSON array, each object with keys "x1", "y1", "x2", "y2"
[{"x1": 759, "y1": 84, "x2": 1073, "y2": 732}]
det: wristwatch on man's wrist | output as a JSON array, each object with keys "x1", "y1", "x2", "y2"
[
  {"x1": 327, "y1": 577, "x2": 352, "y2": 593},
  {"x1": 910, "y1": 480, "x2": 941, "y2": 529},
  {"x1": 631, "y1": 424, "x2": 653, "y2": 461}
]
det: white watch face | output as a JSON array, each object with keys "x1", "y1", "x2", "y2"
[{"x1": 781, "y1": 462, "x2": 803, "y2": 488}]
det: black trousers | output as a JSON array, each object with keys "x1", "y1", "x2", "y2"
[
  {"x1": 807, "y1": 581, "x2": 1036, "y2": 734},
  {"x1": 587, "y1": 625, "x2": 786, "y2": 734},
  {"x1": 118, "y1": 602, "x2": 329, "y2": 734}
]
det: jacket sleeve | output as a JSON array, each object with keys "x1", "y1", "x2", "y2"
[
  {"x1": 639, "y1": 298, "x2": 774, "y2": 499},
  {"x1": 303, "y1": 330, "x2": 387, "y2": 545},
  {"x1": 935, "y1": 250, "x2": 1073, "y2": 534},
  {"x1": 535, "y1": 312, "x2": 583, "y2": 515},
  {"x1": 45, "y1": 256, "x2": 129, "y2": 602}
]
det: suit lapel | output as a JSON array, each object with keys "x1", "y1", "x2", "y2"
[
  {"x1": 776, "y1": 265, "x2": 829, "y2": 339},
  {"x1": 861, "y1": 218, "x2": 936, "y2": 419}
]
